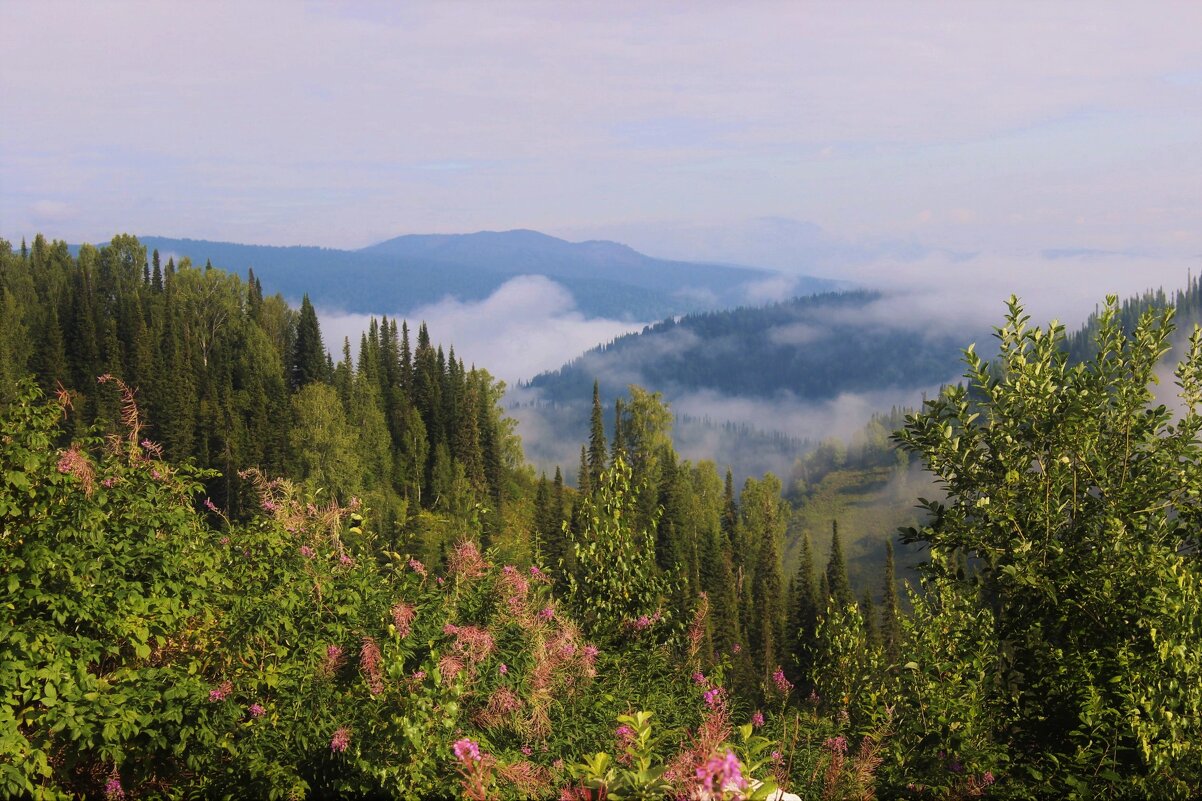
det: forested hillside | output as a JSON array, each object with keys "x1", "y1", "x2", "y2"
[
  {"x1": 0, "y1": 235, "x2": 524, "y2": 555},
  {"x1": 526, "y1": 289, "x2": 975, "y2": 404}
]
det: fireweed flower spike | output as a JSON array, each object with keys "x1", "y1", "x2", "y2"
[
  {"x1": 453, "y1": 738, "x2": 481, "y2": 764},
  {"x1": 104, "y1": 772, "x2": 124, "y2": 801},
  {"x1": 330, "y1": 727, "x2": 351, "y2": 753},
  {"x1": 696, "y1": 750, "x2": 747, "y2": 794}
]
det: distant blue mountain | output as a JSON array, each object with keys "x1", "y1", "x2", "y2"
[{"x1": 138, "y1": 230, "x2": 839, "y2": 320}]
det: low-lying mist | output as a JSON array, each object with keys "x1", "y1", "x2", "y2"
[{"x1": 320, "y1": 245, "x2": 1199, "y2": 486}]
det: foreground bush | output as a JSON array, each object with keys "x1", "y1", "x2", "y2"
[{"x1": 0, "y1": 380, "x2": 801, "y2": 799}]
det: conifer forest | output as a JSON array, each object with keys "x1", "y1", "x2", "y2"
[{"x1": 1, "y1": 234, "x2": 1200, "y2": 800}]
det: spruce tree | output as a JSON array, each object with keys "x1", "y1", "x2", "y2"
[
  {"x1": 825, "y1": 519, "x2": 852, "y2": 606},
  {"x1": 611, "y1": 397, "x2": 625, "y2": 460},
  {"x1": 588, "y1": 380, "x2": 607, "y2": 485},
  {"x1": 721, "y1": 469, "x2": 737, "y2": 548},
  {"x1": 550, "y1": 464, "x2": 564, "y2": 526},
  {"x1": 151, "y1": 250, "x2": 163, "y2": 292},
  {"x1": 793, "y1": 530, "x2": 820, "y2": 677},
  {"x1": 291, "y1": 294, "x2": 327, "y2": 389},
  {"x1": 577, "y1": 445, "x2": 591, "y2": 496},
  {"x1": 880, "y1": 538, "x2": 903, "y2": 664}
]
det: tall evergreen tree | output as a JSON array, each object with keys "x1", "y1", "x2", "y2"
[
  {"x1": 151, "y1": 249, "x2": 163, "y2": 292},
  {"x1": 291, "y1": 294, "x2": 327, "y2": 389},
  {"x1": 792, "y1": 530, "x2": 820, "y2": 678},
  {"x1": 576, "y1": 444, "x2": 591, "y2": 496},
  {"x1": 880, "y1": 538, "x2": 903, "y2": 664},
  {"x1": 588, "y1": 380, "x2": 607, "y2": 486},
  {"x1": 611, "y1": 397, "x2": 625, "y2": 460},
  {"x1": 825, "y1": 520, "x2": 853, "y2": 606},
  {"x1": 721, "y1": 469, "x2": 737, "y2": 548}
]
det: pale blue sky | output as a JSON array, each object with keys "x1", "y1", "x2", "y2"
[{"x1": 2, "y1": 1, "x2": 1200, "y2": 264}]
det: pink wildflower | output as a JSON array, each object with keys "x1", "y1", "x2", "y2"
[
  {"x1": 982, "y1": 771, "x2": 996, "y2": 786},
  {"x1": 409, "y1": 558, "x2": 427, "y2": 576},
  {"x1": 447, "y1": 539, "x2": 489, "y2": 579},
  {"x1": 615, "y1": 723, "x2": 636, "y2": 763},
  {"x1": 436, "y1": 576, "x2": 445, "y2": 585},
  {"x1": 261, "y1": 498, "x2": 278, "y2": 513},
  {"x1": 300, "y1": 545, "x2": 314, "y2": 558},
  {"x1": 392, "y1": 601, "x2": 417, "y2": 638},
  {"x1": 634, "y1": 614, "x2": 651, "y2": 630},
  {"x1": 208, "y1": 681, "x2": 232, "y2": 702},
  {"x1": 696, "y1": 750, "x2": 747, "y2": 794},
  {"x1": 583, "y1": 644, "x2": 599, "y2": 661},
  {"x1": 360, "y1": 638, "x2": 384, "y2": 695},
  {"x1": 751, "y1": 710, "x2": 765, "y2": 728},
  {"x1": 731, "y1": 642, "x2": 742, "y2": 654},
  {"x1": 692, "y1": 671, "x2": 707, "y2": 685},
  {"x1": 824, "y1": 735, "x2": 849, "y2": 755},
  {"x1": 451, "y1": 625, "x2": 496, "y2": 663},
  {"x1": 330, "y1": 726, "x2": 351, "y2": 753},
  {"x1": 539, "y1": 605, "x2": 555, "y2": 621},
  {"x1": 340, "y1": 554, "x2": 353, "y2": 566},
  {"x1": 102, "y1": 476, "x2": 117, "y2": 488},
  {"x1": 529, "y1": 565, "x2": 544, "y2": 577},
  {"x1": 150, "y1": 468, "x2": 163, "y2": 481},
  {"x1": 498, "y1": 663, "x2": 508, "y2": 675},
  {"x1": 322, "y1": 644, "x2": 345, "y2": 676},
  {"x1": 249, "y1": 703, "x2": 265, "y2": 718},
  {"x1": 703, "y1": 687, "x2": 724, "y2": 708},
  {"x1": 203, "y1": 498, "x2": 218, "y2": 513},
  {"x1": 770, "y1": 750, "x2": 783, "y2": 763},
  {"x1": 453, "y1": 737, "x2": 481, "y2": 764},
  {"x1": 521, "y1": 745, "x2": 533, "y2": 756},
  {"x1": 771, "y1": 666, "x2": 793, "y2": 695},
  {"x1": 438, "y1": 653, "x2": 465, "y2": 680},
  {"x1": 412, "y1": 670, "x2": 427, "y2": 681},
  {"x1": 104, "y1": 774, "x2": 124, "y2": 800}
]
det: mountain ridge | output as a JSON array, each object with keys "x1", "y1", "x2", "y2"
[{"x1": 135, "y1": 229, "x2": 839, "y2": 321}]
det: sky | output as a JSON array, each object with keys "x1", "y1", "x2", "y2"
[
  {"x1": 2, "y1": 1, "x2": 1200, "y2": 259},
  {"x1": 3, "y1": 1, "x2": 1202, "y2": 403}
]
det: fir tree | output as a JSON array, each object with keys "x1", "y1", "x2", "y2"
[
  {"x1": 291, "y1": 294, "x2": 327, "y2": 389},
  {"x1": 721, "y1": 469, "x2": 737, "y2": 548},
  {"x1": 151, "y1": 250, "x2": 163, "y2": 292},
  {"x1": 611, "y1": 397, "x2": 625, "y2": 459},
  {"x1": 792, "y1": 530, "x2": 820, "y2": 678},
  {"x1": 825, "y1": 519, "x2": 852, "y2": 606},
  {"x1": 880, "y1": 538, "x2": 903, "y2": 664},
  {"x1": 588, "y1": 380, "x2": 607, "y2": 486},
  {"x1": 577, "y1": 444, "x2": 591, "y2": 496}
]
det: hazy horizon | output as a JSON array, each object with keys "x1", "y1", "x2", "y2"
[{"x1": 4, "y1": 3, "x2": 1200, "y2": 258}]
